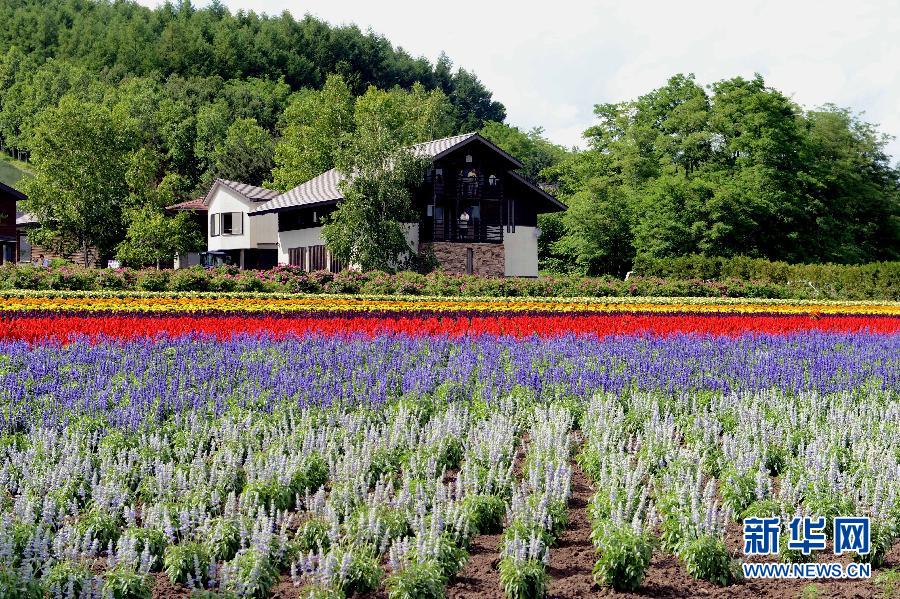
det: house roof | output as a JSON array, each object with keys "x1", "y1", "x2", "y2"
[
  {"x1": 508, "y1": 171, "x2": 567, "y2": 212},
  {"x1": 250, "y1": 132, "x2": 535, "y2": 216},
  {"x1": 250, "y1": 169, "x2": 344, "y2": 215},
  {"x1": 16, "y1": 211, "x2": 37, "y2": 226},
  {"x1": 0, "y1": 181, "x2": 26, "y2": 202},
  {"x1": 202, "y1": 178, "x2": 279, "y2": 205},
  {"x1": 165, "y1": 197, "x2": 208, "y2": 212},
  {"x1": 409, "y1": 132, "x2": 524, "y2": 169}
]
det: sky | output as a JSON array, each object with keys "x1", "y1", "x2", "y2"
[{"x1": 136, "y1": 0, "x2": 900, "y2": 161}]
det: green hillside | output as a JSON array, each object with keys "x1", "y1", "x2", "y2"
[{"x1": 0, "y1": 154, "x2": 28, "y2": 190}]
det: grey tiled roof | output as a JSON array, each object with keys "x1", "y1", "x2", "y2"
[
  {"x1": 203, "y1": 179, "x2": 280, "y2": 205},
  {"x1": 250, "y1": 169, "x2": 344, "y2": 214},
  {"x1": 408, "y1": 132, "x2": 478, "y2": 159},
  {"x1": 16, "y1": 211, "x2": 37, "y2": 225},
  {"x1": 250, "y1": 133, "x2": 482, "y2": 215}
]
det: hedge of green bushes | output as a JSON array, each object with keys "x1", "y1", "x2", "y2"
[
  {"x1": 2, "y1": 263, "x2": 894, "y2": 300},
  {"x1": 631, "y1": 255, "x2": 899, "y2": 301}
]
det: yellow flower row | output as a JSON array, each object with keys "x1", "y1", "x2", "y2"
[{"x1": 2, "y1": 294, "x2": 898, "y2": 316}]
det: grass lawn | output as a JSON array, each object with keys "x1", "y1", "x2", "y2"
[{"x1": 0, "y1": 153, "x2": 30, "y2": 188}]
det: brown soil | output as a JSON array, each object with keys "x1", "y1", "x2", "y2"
[
  {"x1": 151, "y1": 572, "x2": 189, "y2": 599},
  {"x1": 446, "y1": 531, "x2": 504, "y2": 599},
  {"x1": 547, "y1": 447, "x2": 597, "y2": 598}
]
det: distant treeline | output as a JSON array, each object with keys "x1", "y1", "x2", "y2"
[
  {"x1": 521, "y1": 75, "x2": 900, "y2": 273},
  {"x1": 0, "y1": 0, "x2": 504, "y2": 191}
]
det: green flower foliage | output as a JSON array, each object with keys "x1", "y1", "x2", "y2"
[
  {"x1": 385, "y1": 561, "x2": 446, "y2": 599},
  {"x1": 592, "y1": 525, "x2": 654, "y2": 592},
  {"x1": 164, "y1": 542, "x2": 211, "y2": 585},
  {"x1": 102, "y1": 566, "x2": 152, "y2": 599},
  {"x1": 681, "y1": 535, "x2": 736, "y2": 586},
  {"x1": 498, "y1": 556, "x2": 548, "y2": 599}
]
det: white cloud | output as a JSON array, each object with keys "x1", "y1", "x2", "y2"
[{"x1": 134, "y1": 0, "x2": 900, "y2": 159}]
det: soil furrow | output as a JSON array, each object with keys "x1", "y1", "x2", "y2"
[{"x1": 547, "y1": 453, "x2": 596, "y2": 598}]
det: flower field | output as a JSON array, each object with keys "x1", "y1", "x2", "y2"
[{"x1": 1, "y1": 292, "x2": 899, "y2": 598}]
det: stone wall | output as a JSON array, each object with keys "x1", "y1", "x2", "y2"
[{"x1": 421, "y1": 242, "x2": 505, "y2": 277}]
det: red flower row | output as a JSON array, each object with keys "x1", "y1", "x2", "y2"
[{"x1": 1, "y1": 312, "x2": 897, "y2": 343}]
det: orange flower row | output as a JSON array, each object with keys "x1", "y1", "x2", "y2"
[{"x1": 1, "y1": 292, "x2": 897, "y2": 316}]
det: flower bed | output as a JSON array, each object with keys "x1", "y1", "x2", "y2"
[{"x1": 0, "y1": 293, "x2": 897, "y2": 598}]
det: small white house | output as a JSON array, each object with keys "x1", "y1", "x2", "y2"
[{"x1": 202, "y1": 179, "x2": 281, "y2": 269}]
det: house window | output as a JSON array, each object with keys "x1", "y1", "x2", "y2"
[
  {"x1": 488, "y1": 174, "x2": 498, "y2": 186},
  {"x1": 221, "y1": 212, "x2": 243, "y2": 235},
  {"x1": 309, "y1": 245, "x2": 326, "y2": 271},
  {"x1": 288, "y1": 247, "x2": 306, "y2": 269},
  {"x1": 210, "y1": 214, "x2": 219, "y2": 237},
  {"x1": 328, "y1": 250, "x2": 343, "y2": 273},
  {"x1": 466, "y1": 248, "x2": 474, "y2": 275}
]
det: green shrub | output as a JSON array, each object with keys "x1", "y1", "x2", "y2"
[
  {"x1": 0, "y1": 567, "x2": 43, "y2": 599},
  {"x1": 385, "y1": 561, "x2": 446, "y2": 599},
  {"x1": 0, "y1": 260, "x2": 895, "y2": 299},
  {"x1": 592, "y1": 525, "x2": 653, "y2": 591},
  {"x1": 681, "y1": 535, "x2": 735, "y2": 586},
  {"x1": 498, "y1": 555, "x2": 548, "y2": 599},
  {"x1": 102, "y1": 566, "x2": 152, "y2": 599},
  {"x1": 205, "y1": 517, "x2": 242, "y2": 561},
  {"x1": 326, "y1": 546, "x2": 382, "y2": 596},
  {"x1": 121, "y1": 527, "x2": 167, "y2": 569},
  {"x1": 290, "y1": 453, "x2": 329, "y2": 495},
  {"x1": 136, "y1": 269, "x2": 170, "y2": 291},
  {"x1": 42, "y1": 561, "x2": 95, "y2": 595},
  {"x1": 295, "y1": 517, "x2": 331, "y2": 553},
  {"x1": 221, "y1": 549, "x2": 279, "y2": 599},
  {"x1": 163, "y1": 541, "x2": 210, "y2": 585},
  {"x1": 241, "y1": 478, "x2": 294, "y2": 511},
  {"x1": 170, "y1": 267, "x2": 209, "y2": 291}
]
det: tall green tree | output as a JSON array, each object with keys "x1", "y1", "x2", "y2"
[
  {"x1": 21, "y1": 95, "x2": 135, "y2": 263},
  {"x1": 270, "y1": 74, "x2": 456, "y2": 190},
  {"x1": 479, "y1": 122, "x2": 570, "y2": 183},
  {"x1": 116, "y1": 148, "x2": 202, "y2": 267},
  {"x1": 269, "y1": 74, "x2": 354, "y2": 190},
  {"x1": 321, "y1": 130, "x2": 429, "y2": 272},
  {"x1": 551, "y1": 73, "x2": 900, "y2": 273},
  {"x1": 209, "y1": 117, "x2": 274, "y2": 186}
]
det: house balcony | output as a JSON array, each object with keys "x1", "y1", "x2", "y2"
[{"x1": 431, "y1": 217, "x2": 503, "y2": 244}]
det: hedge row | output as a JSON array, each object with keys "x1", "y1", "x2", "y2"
[
  {"x1": 2, "y1": 263, "x2": 893, "y2": 300},
  {"x1": 632, "y1": 255, "x2": 900, "y2": 301}
]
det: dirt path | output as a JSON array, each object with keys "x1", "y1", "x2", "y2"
[{"x1": 547, "y1": 455, "x2": 596, "y2": 598}]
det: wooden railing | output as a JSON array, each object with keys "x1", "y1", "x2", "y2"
[{"x1": 432, "y1": 218, "x2": 503, "y2": 243}]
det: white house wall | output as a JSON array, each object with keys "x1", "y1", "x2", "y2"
[
  {"x1": 503, "y1": 226, "x2": 539, "y2": 277},
  {"x1": 207, "y1": 185, "x2": 278, "y2": 251},
  {"x1": 277, "y1": 227, "x2": 326, "y2": 265},
  {"x1": 276, "y1": 223, "x2": 419, "y2": 268}
]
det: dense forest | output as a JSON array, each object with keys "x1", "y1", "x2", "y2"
[
  {"x1": 1, "y1": 0, "x2": 897, "y2": 271},
  {"x1": 511, "y1": 75, "x2": 900, "y2": 273},
  {"x1": 0, "y1": 0, "x2": 503, "y2": 185}
]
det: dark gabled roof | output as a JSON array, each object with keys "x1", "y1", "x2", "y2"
[
  {"x1": 0, "y1": 181, "x2": 26, "y2": 201},
  {"x1": 202, "y1": 178, "x2": 279, "y2": 205},
  {"x1": 166, "y1": 197, "x2": 208, "y2": 212},
  {"x1": 413, "y1": 132, "x2": 524, "y2": 169},
  {"x1": 246, "y1": 132, "x2": 566, "y2": 219},
  {"x1": 508, "y1": 171, "x2": 567, "y2": 212}
]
